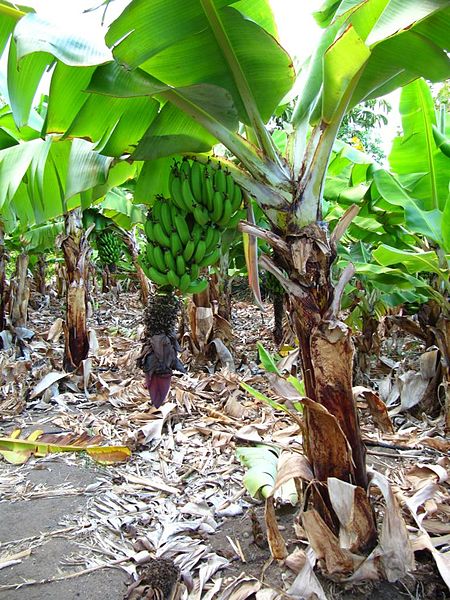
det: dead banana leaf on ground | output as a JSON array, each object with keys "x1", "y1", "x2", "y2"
[{"x1": 0, "y1": 429, "x2": 131, "y2": 465}]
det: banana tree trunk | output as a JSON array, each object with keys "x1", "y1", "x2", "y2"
[
  {"x1": 61, "y1": 209, "x2": 91, "y2": 372},
  {"x1": 0, "y1": 222, "x2": 6, "y2": 332},
  {"x1": 254, "y1": 220, "x2": 376, "y2": 546},
  {"x1": 288, "y1": 227, "x2": 368, "y2": 489},
  {"x1": 10, "y1": 252, "x2": 30, "y2": 328},
  {"x1": 33, "y1": 254, "x2": 47, "y2": 296},
  {"x1": 435, "y1": 315, "x2": 449, "y2": 435},
  {"x1": 56, "y1": 263, "x2": 67, "y2": 298},
  {"x1": 190, "y1": 281, "x2": 214, "y2": 354},
  {"x1": 209, "y1": 269, "x2": 232, "y2": 321}
]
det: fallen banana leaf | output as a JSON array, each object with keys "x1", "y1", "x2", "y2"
[{"x1": 0, "y1": 430, "x2": 131, "y2": 465}]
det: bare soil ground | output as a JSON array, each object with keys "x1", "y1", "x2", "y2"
[{"x1": 0, "y1": 290, "x2": 448, "y2": 599}]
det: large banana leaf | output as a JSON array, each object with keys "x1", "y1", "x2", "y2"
[
  {"x1": 8, "y1": 0, "x2": 293, "y2": 173},
  {"x1": 106, "y1": 0, "x2": 293, "y2": 125},
  {"x1": 389, "y1": 78, "x2": 450, "y2": 211},
  {"x1": 0, "y1": 1, "x2": 27, "y2": 57},
  {"x1": 13, "y1": 12, "x2": 112, "y2": 66},
  {"x1": 0, "y1": 105, "x2": 42, "y2": 142},
  {"x1": 0, "y1": 137, "x2": 48, "y2": 212}
]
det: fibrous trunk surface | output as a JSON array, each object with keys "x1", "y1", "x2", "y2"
[
  {"x1": 61, "y1": 210, "x2": 91, "y2": 372},
  {"x1": 10, "y1": 253, "x2": 30, "y2": 328},
  {"x1": 285, "y1": 225, "x2": 371, "y2": 531}
]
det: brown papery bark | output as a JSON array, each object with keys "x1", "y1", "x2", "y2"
[
  {"x1": 61, "y1": 210, "x2": 91, "y2": 372},
  {"x1": 10, "y1": 252, "x2": 30, "y2": 328},
  {"x1": 281, "y1": 224, "x2": 377, "y2": 551}
]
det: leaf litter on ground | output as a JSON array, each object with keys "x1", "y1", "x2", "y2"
[{"x1": 0, "y1": 291, "x2": 448, "y2": 599}]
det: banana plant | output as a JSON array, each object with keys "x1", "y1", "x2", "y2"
[
  {"x1": 2, "y1": 0, "x2": 450, "y2": 576},
  {"x1": 0, "y1": 96, "x2": 137, "y2": 368}
]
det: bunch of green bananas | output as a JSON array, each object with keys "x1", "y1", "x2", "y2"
[
  {"x1": 141, "y1": 194, "x2": 221, "y2": 294},
  {"x1": 97, "y1": 230, "x2": 122, "y2": 266},
  {"x1": 140, "y1": 159, "x2": 245, "y2": 294},
  {"x1": 169, "y1": 158, "x2": 244, "y2": 229}
]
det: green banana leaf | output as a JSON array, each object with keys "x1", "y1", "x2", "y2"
[
  {"x1": 389, "y1": 78, "x2": 450, "y2": 211},
  {"x1": 373, "y1": 169, "x2": 447, "y2": 250},
  {"x1": 105, "y1": 0, "x2": 293, "y2": 126},
  {"x1": 7, "y1": 38, "x2": 52, "y2": 128},
  {"x1": 236, "y1": 446, "x2": 299, "y2": 503},
  {"x1": 371, "y1": 245, "x2": 445, "y2": 276},
  {"x1": 100, "y1": 188, "x2": 145, "y2": 229}
]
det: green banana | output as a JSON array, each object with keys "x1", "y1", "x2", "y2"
[
  {"x1": 176, "y1": 254, "x2": 186, "y2": 277},
  {"x1": 191, "y1": 223, "x2": 203, "y2": 244},
  {"x1": 231, "y1": 183, "x2": 243, "y2": 212},
  {"x1": 153, "y1": 245, "x2": 167, "y2": 273},
  {"x1": 198, "y1": 246, "x2": 221, "y2": 268},
  {"x1": 214, "y1": 165, "x2": 226, "y2": 193},
  {"x1": 202, "y1": 171, "x2": 214, "y2": 212},
  {"x1": 170, "y1": 231, "x2": 183, "y2": 257},
  {"x1": 180, "y1": 158, "x2": 191, "y2": 180},
  {"x1": 193, "y1": 203, "x2": 210, "y2": 226},
  {"x1": 225, "y1": 170, "x2": 235, "y2": 198},
  {"x1": 152, "y1": 199, "x2": 162, "y2": 223},
  {"x1": 194, "y1": 239, "x2": 207, "y2": 264},
  {"x1": 183, "y1": 239, "x2": 196, "y2": 262},
  {"x1": 204, "y1": 226, "x2": 218, "y2": 250},
  {"x1": 148, "y1": 266, "x2": 170, "y2": 287},
  {"x1": 169, "y1": 171, "x2": 188, "y2": 212},
  {"x1": 146, "y1": 243, "x2": 156, "y2": 267},
  {"x1": 154, "y1": 222, "x2": 171, "y2": 248},
  {"x1": 217, "y1": 197, "x2": 233, "y2": 228},
  {"x1": 190, "y1": 263, "x2": 200, "y2": 280},
  {"x1": 144, "y1": 219, "x2": 155, "y2": 243},
  {"x1": 174, "y1": 213, "x2": 190, "y2": 245},
  {"x1": 179, "y1": 272, "x2": 191, "y2": 293},
  {"x1": 211, "y1": 191, "x2": 225, "y2": 222},
  {"x1": 186, "y1": 278, "x2": 208, "y2": 294},
  {"x1": 160, "y1": 201, "x2": 173, "y2": 236},
  {"x1": 164, "y1": 249, "x2": 177, "y2": 273},
  {"x1": 166, "y1": 269, "x2": 180, "y2": 288},
  {"x1": 181, "y1": 176, "x2": 196, "y2": 212},
  {"x1": 97, "y1": 231, "x2": 121, "y2": 265},
  {"x1": 190, "y1": 160, "x2": 203, "y2": 203}
]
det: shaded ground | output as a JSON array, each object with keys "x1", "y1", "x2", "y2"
[{"x1": 0, "y1": 290, "x2": 448, "y2": 599}]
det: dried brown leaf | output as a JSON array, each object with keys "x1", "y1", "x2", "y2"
[
  {"x1": 353, "y1": 386, "x2": 394, "y2": 434},
  {"x1": 217, "y1": 573, "x2": 261, "y2": 600},
  {"x1": 271, "y1": 451, "x2": 313, "y2": 494},
  {"x1": 302, "y1": 509, "x2": 356, "y2": 576},
  {"x1": 328, "y1": 478, "x2": 377, "y2": 553},
  {"x1": 264, "y1": 496, "x2": 287, "y2": 560},
  {"x1": 368, "y1": 470, "x2": 415, "y2": 582}
]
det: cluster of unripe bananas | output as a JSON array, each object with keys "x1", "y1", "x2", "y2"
[
  {"x1": 97, "y1": 230, "x2": 122, "y2": 268},
  {"x1": 141, "y1": 158, "x2": 244, "y2": 294}
]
